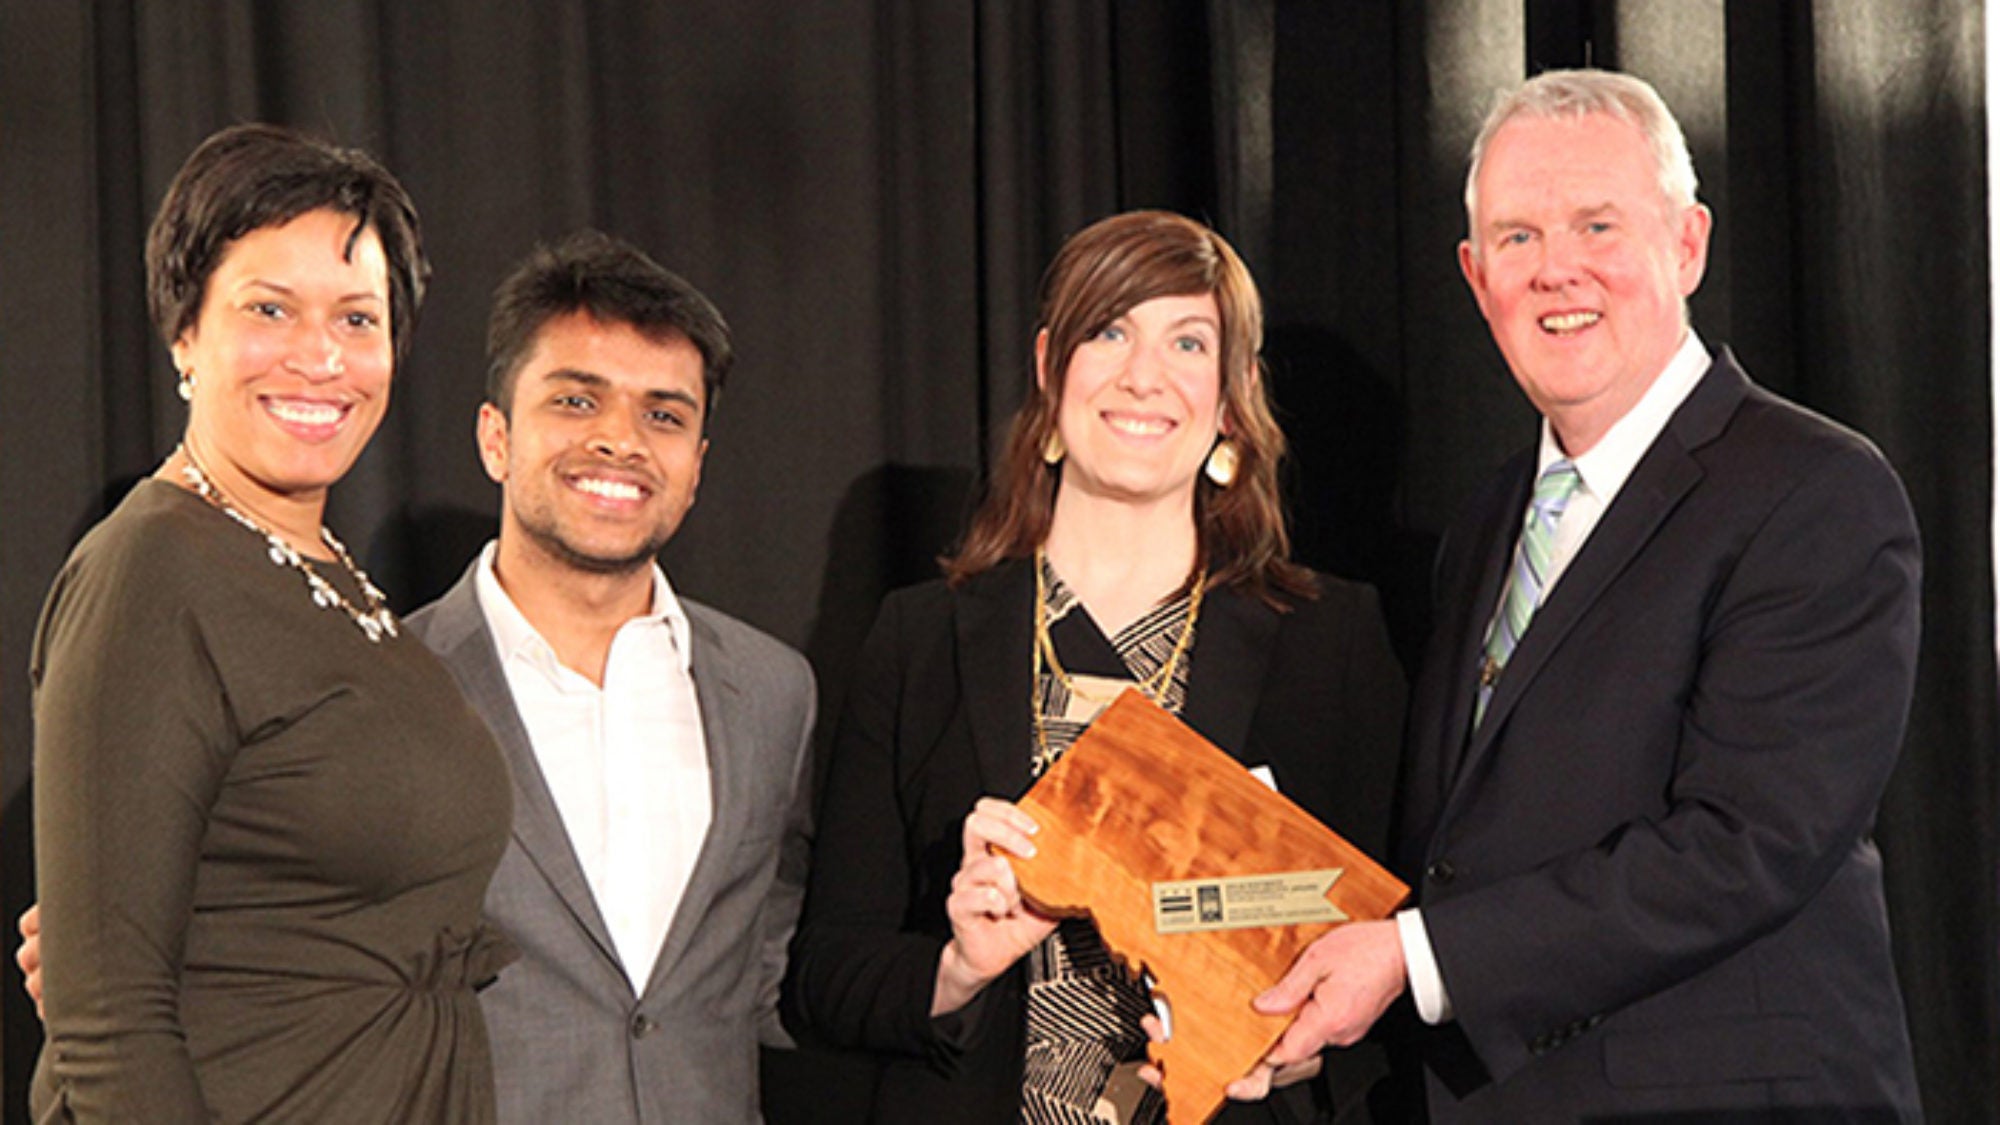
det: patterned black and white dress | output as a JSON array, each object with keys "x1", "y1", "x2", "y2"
[{"x1": 1022, "y1": 558, "x2": 1193, "y2": 1125}]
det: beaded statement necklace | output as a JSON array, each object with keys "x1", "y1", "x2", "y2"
[
  {"x1": 177, "y1": 444, "x2": 399, "y2": 643},
  {"x1": 1029, "y1": 547, "x2": 1204, "y2": 777}
]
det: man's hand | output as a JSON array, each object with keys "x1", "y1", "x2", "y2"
[
  {"x1": 17, "y1": 903, "x2": 43, "y2": 1018},
  {"x1": 1249, "y1": 920, "x2": 1406, "y2": 1072},
  {"x1": 1136, "y1": 1014, "x2": 1322, "y2": 1101}
]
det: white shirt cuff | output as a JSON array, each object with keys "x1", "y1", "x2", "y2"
[{"x1": 1396, "y1": 907, "x2": 1453, "y2": 1024}]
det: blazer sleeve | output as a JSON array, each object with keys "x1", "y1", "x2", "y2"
[
  {"x1": 1316, "y1": 582, "x2": 1407, "y2": 862},
  {"x1": 1423, "y1": 439, "x2": 1921, "y2": 1084},
  {"x1": 31, "y1": 531, "x2": 227, "y2": 1122},
  {"x1": 1254, "y1": 579, "x2": 1407, "y2": 862},
  {"x1": 783, "y1": 590, "x2": 959, "y2": 1063},
  {"x1": 1262, "y1": 581, "x2": 1409, "y2": 1118},
  {"x1": 757, "y1": 653, "x2": 819, "y2": 1049}
]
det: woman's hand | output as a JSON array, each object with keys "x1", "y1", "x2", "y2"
[
  {"x1": 16, "y1": 903, "x2": 43, "y2": 1018},
  {"x1": 931, "y1": 797, "x2": 1058, "y2": 1015}
]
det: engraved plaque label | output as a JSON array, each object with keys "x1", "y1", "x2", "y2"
[{"x1": 1153, "y1": 869, "x2": 1349, "y2": 934}]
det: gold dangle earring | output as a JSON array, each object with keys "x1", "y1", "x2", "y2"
[
  {"x1": 1043, "y1": 430, "x2": 1066, "y2": 465},
  {"x1": 1204, "y1": 438, "x2": 1239, "y2": 487}
]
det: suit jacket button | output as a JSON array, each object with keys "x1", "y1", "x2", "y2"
[
  {"x1": 1425, "y1": 860, "x2": 1456, "y2": 885},
  {"x1": 631, "y1": 1014, "x2": 657, "y2": 1039}
]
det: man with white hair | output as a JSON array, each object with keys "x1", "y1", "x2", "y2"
[{"x1": 1247, "y1": 69, "x2": 1924, "y2": 1121}]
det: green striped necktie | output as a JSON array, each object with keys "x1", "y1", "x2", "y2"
[{"x1": 1475, "y1": 460, "x2": 1581, "y2": 728}]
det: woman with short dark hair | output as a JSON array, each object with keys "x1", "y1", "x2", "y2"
[{"x1": 30, "y1": 124, "x2": 513, "y2": 1122}]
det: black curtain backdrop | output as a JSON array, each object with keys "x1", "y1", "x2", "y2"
[{"x1": 2, "y1": 1, "x2": 1993, "y2": 1119}]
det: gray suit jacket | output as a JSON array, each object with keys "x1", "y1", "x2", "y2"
[{"x1": 408, "y1": 562, "x2": 816, "y2": 1125}]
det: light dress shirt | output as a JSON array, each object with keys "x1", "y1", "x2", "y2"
[
  {"x1": 1399, "y1": 330, "x2": 1712, "y2": 1024},
  {"x1": 475, "y1": 542, "x2": 712, "y2": 993}
]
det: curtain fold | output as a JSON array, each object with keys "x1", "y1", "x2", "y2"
[{"x1": 1786, "y1": 2, "x2": 1998, "y2": 1106}]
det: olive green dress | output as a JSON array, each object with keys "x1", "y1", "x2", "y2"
[{"x1": 30, "y1": 480, "x2": 515, "y2": 1123}]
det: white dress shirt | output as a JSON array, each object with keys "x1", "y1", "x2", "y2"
[
  {"x1": 475, "y1": 542, "x2": 712, "y2": 993},
  {"x1": 1400, "y1": 331, "x2": 1712, "y2": 1024}
]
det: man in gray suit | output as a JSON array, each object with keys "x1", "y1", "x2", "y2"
[
  {"x1": 17, "y1": 231, "x2": 814, "y2": 1120},
  {"x1": 407, "y1": 230, "x2": 816, "y2": 1123}
]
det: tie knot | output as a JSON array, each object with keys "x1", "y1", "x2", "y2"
[{"x1": 1533, "y1": 460, "x2": 1581, "y2": 513}]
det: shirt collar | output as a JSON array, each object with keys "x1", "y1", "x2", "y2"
[
  {"x1": 1538, "y1": 329, "x2": 1711, "y2": 500},
  {"x1": 473, "y1": 541, "x2": 695, "y2": 676}
]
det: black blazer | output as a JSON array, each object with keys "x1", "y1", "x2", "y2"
[
  {"x1": 785, "y1": 560, "x2": 1407, "y2": 1123},
  {"x1": 1399, "y1": 349, "x2": 1924, "y2": 1122}
]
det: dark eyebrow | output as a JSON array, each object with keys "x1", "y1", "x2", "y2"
[
  {"x1": 540, "y1": 369, "x2": 612, "y2": 393},
  {"x1": 642, "y1": 388, "x2": 702, "y2": 410},
  {"x1": 541, "y1": 369, "x2": 701, "y2": 410},
  {"x1": 238, "y1": 278, "x2": 385, "y2": 305}
]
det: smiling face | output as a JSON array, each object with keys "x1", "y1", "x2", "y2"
[
  {"x1": 1458, "y1": 111, "x2": 1711, "y2": 454},
  {"x1": 479, "y1": 311, "x2": 707, "y2": 576},
  {"x1": 171, "y1": 208, "x2": 393, "y2": 513},
  {"x1": 1044, "y1": 292, "x2": 1224, "y2": 513}
]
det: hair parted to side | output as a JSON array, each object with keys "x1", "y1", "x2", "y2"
[
  {"x1": 485, "y1": 229, "x2": 733, "y2": 425},
  {"x1": 1464, "y1": 68, "x2": 1698, "y2": 235},
  {"x1": 944, "y1": 209, "x2": 1315, "y2": 606},
  {"x1": 146, "y1": 123, "x2": 430, "y2": 361}
]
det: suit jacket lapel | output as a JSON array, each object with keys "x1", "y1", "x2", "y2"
[
  {"x1": 423, "y1": 568, "x2": 621, "y2": 967},
  {"x1": 951, "y1": 561, "x2": 1276, "y2": 800},
  {"x1": 1432, "y1": 457, "x2": 1535, "y2": 793},
  {"x1": 643, "y1": 610, "x2": 741, "y2": 997},
  {"x1": 956, "y1": 560, "x2": 1036, "y2": 800},
  {"x1": 1448, "y1": 352, "x2": 1749, "y2": 801},
  {"x1": 1180, "y1": 583, "x2": 1279, "y2": 762}
]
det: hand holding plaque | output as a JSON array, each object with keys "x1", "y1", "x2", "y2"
[{"x1": 1010, "y1": 689, "x2": 1408, "y2": 1125}]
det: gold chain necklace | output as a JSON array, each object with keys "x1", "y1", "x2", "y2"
[
  {"x1": 177, "y1": 444, "x2": 399, "y2": 643},
  {"x1": 1030, "y1": 547, "x2": 1204, "y2": 776}
]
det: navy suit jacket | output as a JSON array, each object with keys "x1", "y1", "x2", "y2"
[{"x1": 1399, "y1": 348, "x2": 1923, "y2": 1122}]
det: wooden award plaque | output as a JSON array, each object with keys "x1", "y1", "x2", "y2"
[{"x1": 1012, "y1": 689, "x2": 1408, "y2": 1125}]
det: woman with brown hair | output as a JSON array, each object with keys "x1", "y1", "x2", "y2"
[{"x1": 785, "y1": 210, "x2": 1405, "y2": 1123}]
